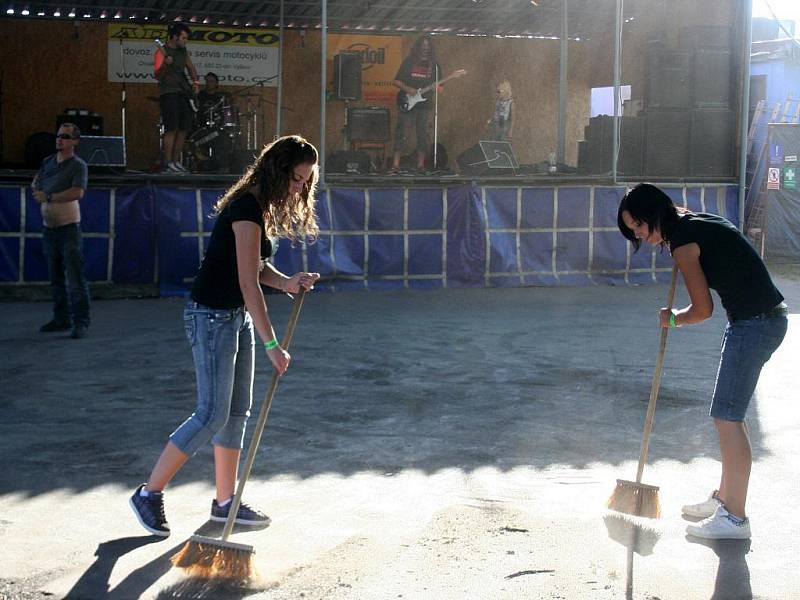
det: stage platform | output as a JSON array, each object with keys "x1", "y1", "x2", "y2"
[{"x1": 1, "y1": 168, "x2": 739, "y2": 296}]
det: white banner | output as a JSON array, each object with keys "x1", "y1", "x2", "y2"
[{"x1": 107, "y1": 24, "x2": 280, "y2": 86}]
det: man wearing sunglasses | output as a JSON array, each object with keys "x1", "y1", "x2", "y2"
[{"x1": 31, "y1": 123, "x2": 91, "y2": 339}]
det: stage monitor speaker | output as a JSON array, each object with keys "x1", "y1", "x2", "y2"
[
  {"x1": 347, "y1": 107, "x2": 390, "y2": 141},
  {"x1": 333, "y1": 52, "x2": 362, "y2": 101},
  {"x1": 456, "y1": 141, "x2": 518, "y2": 175},
  {"x1": 646, "y1": 43, "x2": 691, "y2": 109},
  {"x1": 689, "y1": 108, "x2": 735, "y2": 177},
  {"x1": 645, "y1": 109, "x2": 690, "y2": 177},
  {"x1": 692, "y1": 47, "x2": 731, "y2": 108},
  {"x1": 57, "y1": 113, "x2": 104, "y2": 136},
  {"x1": 25, "y1": 132, "x2": 56, "y2": 168},
  {"x1": 327, "y1": 150, "x2": 371, "y2": 174},
  {"x1": 76, "y1": 135, "x2": 126, "y2": 167}
]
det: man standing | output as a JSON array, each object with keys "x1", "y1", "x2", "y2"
[
  {"x1": 390, "y1": 35, "x2": 440, "y2": 173},
  {"x1": 155, "y1": 21, "x2": 199, "y2": 173},
  {"x1": 32, "y1": 123, "x2": 90, "y2": 339}
]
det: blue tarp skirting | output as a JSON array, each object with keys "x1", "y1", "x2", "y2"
[{"x1": 0, "y1": 183, "x2": 739, "y2": 295}]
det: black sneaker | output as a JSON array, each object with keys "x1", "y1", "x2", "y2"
[
  {"x1": 70, "y1": 324, "x2": 88, "y2": 339},
  {"x1": 129, "y1": 484, "x2": 170, "y2": 537},
  {"x1": 40, "y1": 320, "x2": 71, "y2": 333},
  {"x1": 210, "y1": 498, "x2": 270, "y2": 526}
]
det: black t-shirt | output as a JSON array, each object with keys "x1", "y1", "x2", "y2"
[
  {"x1": 669, "y1": 213, "x2": 783, "y2": 321},
  {"x1": 395, "y1": 56, "x2": 440, "y2": 101},
  {"x1": 191, "y1": 193, "x2": 272, "y2": 309}
]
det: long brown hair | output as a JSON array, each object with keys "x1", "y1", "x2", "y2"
[{"x1": 214, "y1": 134, "x2": 320, "y2": 243}]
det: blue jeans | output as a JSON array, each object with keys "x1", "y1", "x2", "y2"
[
  {"x1": 42, "y1": 223, "x2": 90, "y2": 326},
  {"x1": 710, "y1": 313, "x2": 788, "y2": 421},
  {"x1": 170, "y1": 302, "x2": 255, "y2": 456}
]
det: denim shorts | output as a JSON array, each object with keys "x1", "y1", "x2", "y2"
[
  {"x1": 710, "y1": 312, "x2": 788, "y2": 421},
  {"x1": 169, "y1": 302, "x2": 255, "y2": 456}
]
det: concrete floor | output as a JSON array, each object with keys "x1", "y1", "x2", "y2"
[{"x1": 1, "y1": 278, "x2": 798, "y2": 599}]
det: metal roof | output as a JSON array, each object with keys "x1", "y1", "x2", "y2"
[{"x1": 4, "y1": 0, "x2": 620, "y2": 38}]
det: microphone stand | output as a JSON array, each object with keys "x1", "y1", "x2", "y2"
[
  {"x1": 432, "y1": 63, "x2": 439, "y2": 171},
  {"x1": 119, "y1": 38, "x2": 128, "y2": 154}
]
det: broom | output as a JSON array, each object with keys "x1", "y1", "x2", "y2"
[
  {"x1": 171, "y1": 289, "x2": 307, "y2": 584},
  {"x1": 607, "y1": 265, "x2": 678, "y2": 518}
]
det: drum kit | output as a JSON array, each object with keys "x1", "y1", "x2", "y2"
[{"x1": 152, "y1": 93, "x2": 265, "y2": 173}]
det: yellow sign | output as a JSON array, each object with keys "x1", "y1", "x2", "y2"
[
  {"x1": 327, "y1": 34, "x2": 403, "y2": 103},
  {"x1": 108, "y1": 24, "x2": 279, "y2": 47}
]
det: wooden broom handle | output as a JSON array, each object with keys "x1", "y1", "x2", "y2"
[
  {"x1": 635, "y1": 265, "x2": 678, "y2": 484},
  {"x1": 221, "y1": 289, "x2": 307, "y2": 541}
]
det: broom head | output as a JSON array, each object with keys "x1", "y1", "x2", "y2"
[
  {"x1": 607, "y1": 479, "x2": 661, "y2": 518},
  {"x1": 171, "y1": 535, "x2": 257, "y2": 585}
]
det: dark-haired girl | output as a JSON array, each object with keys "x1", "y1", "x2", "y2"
[
  {"x1": 618, "y1": 183, "x2": 787, "y2": 540},
  {"x1": 131, "y1": 135, "x2": 321, "y2": 537}
]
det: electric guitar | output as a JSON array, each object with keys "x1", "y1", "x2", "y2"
[
  {"x1": 396, "y1": 69, "x2": 467, "y2": 113},
  {"x1": 154, "y1": 38, "x2": 198, "y2": 113}
]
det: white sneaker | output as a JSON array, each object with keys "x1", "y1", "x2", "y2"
[
  {"x1": 686, "y1": 505, "x2": 751, "y2": 540},
  {"x1": 173, "y1": 161, "x2": 189, "y2": 172},
  {"x1": 682, "y1": 490, "x2": 722, "y2": 518}
]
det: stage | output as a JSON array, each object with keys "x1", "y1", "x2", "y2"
[{"x1": 0, "y1": 169, "x2": 739, "y2": 296}]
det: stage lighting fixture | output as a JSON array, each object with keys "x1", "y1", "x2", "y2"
[
  {"x1": 68, "y1": 10, "x2": 75, "y2": 17},
  {"x1": 53, "y1": 10, "x2": 60, "y2": 16},
  {"x1": 6, "y1": 8, "x2": 14, "y2": 15},
  {"x1": 21, "y1": 8, "x2": 29, "y2": 15}
]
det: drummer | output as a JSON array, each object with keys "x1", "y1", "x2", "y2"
[
  {"x1": 198, "y1": 72, "x2": 230, "y2": 119},
  {"x1": 195, "y1": 72, "x2": 235, "y2": 173}
]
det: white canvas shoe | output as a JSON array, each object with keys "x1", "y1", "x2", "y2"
[
  {"x1": 686, "y1": 505, "x2": 751, "y2": 540},
  {"x1": 682, "y1": 490, "x2": 723, "y2": 518}
]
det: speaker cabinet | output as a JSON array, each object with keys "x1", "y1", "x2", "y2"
[
  {"x1": 693, "y1": 47, "x2": 731, "y2": 108},
  {"x1": 327, "y1": 150, "x2": 371, "y2": 174},
  {"x1": 347, "y1": 107, "x2": 390, "y2": 141},
  {"x1": 645, "y1": 109, "x2": 690, "y2": 177},
  {"x1": 57, "y1": 113, "x2": 104, "y2": 136},
  {"x1": 333, "y1": 52, "x2": 362, "y2": 101},
  {"x1": 690, "y1": 108, "x2": 735, "y2": 177},
  {"x1": 457, "y1": 141, "x2": 518, "y2": 175},
  {"x1": 76, "y1": 136, "x2": 127, "y2": 167},
  {"x1": 646, "y1": 43, "x2": 691, "y2": 109},
  {"x1": 619, "y1": 117, "x2": 644, "y2": 176},
  {"x1": 576, "y1": 116, "x2": 642, "y2": 176}
]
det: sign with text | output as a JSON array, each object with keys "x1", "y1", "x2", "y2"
[
  {"x1": 107, "y1": 24, "x2": 279, "y2": 86},
  {"x1": 327, "y1": 34, "x2": 404, "y2": 103}
]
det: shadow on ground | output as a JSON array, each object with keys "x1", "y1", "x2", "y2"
[{"x1": 0, "y1": 282, "x2": 786, "y2": 498}]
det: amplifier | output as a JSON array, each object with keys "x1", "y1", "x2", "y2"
[
  {"x1": 76, "y1": 136, "x2": 127, "y2": 167},
  {"x1": 347, "y1": 107, "x2": 390, "y2": 142},
  {"x1": 57, "y1": 113, "x2": 104, "y2": 136}
]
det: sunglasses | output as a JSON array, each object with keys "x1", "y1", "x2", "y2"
[{"x1": 56, "y1": 133, "x2": 76, "y2": 140}]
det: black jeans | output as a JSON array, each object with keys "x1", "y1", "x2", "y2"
[{"x1": 42, "y1": 223, "x2": 91, "y2": 327}]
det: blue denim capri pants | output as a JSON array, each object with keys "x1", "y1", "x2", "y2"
[
  {"x1": 710, "y1": 313, "x2": 787, "y2": 422},
  {"x1": 170, "y1": 302, "x2": 255, "y2": 456}
]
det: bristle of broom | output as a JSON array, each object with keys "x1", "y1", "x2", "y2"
[
  {"x1": 607, "y1": 479, "x2": 661, "y2": 519},
  {"x1": 171, "y1": 538, "x2": 257, "y2": 585}
]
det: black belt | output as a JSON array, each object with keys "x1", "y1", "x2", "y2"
[{"x1": 734, "y1": 302, "x2": 789, "y2": 322}]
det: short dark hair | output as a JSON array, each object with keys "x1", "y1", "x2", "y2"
[
  {"x1": 617, "y1": 183, "x2": 679, "y2": 251},
  {"x1": 59, "y1": 122, "x2": 81, "y2": 138},
  {"x1": 167, "y1": 21, "x2": 191, "y2": 40},
  {"x1": 205, "y1": 72, "x2": 219, "y2": 82}
]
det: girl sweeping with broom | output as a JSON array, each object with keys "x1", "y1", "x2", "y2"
[
  {"x1": 130, "y1": 135, "x2": 320, "y2": 537},
  {"x1": 618, "y1": 183, "x2": 787, "y2": 540}
]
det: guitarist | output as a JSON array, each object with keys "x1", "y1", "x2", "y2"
[
  {"x1": 155, "y1": 22, "x2": 200, "y2": 173},
  {"x1": 390, "y1": 35, "x2": 441, "y2": 173}
]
